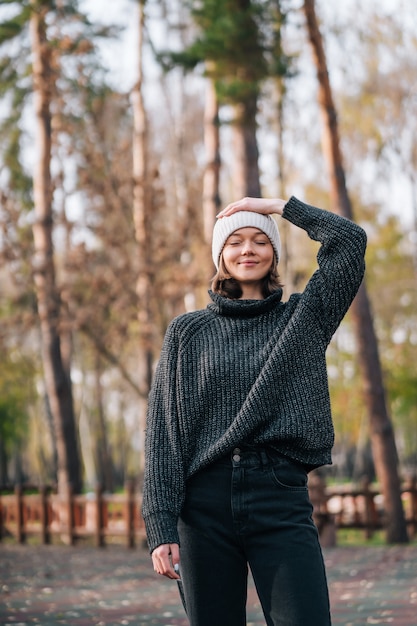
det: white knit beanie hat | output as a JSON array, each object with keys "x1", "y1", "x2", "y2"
[{"x1": 212, "y1": 211, "x2": 281, "y2": 269}]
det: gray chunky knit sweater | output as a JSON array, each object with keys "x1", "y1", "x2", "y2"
[{"x1": 142, "y1": 196, "x2": 367, "y2": 552}]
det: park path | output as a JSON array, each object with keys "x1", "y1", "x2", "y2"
[{"x1": 1, "y1": 543, "x2": 416, "y2": 625}]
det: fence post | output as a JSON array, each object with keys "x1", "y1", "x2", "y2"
[
  {"x1": 308, "y1": 471, "x2": 336, "y2": 547},
  {"x1": 125, "y1": 480, "x2": 135, "y2": 549},
  {"x1": 66, "y1": 484, "x2": 75, "y2": 546},
  {"x1": 95, "y1": 484, "x2": 104, "y2": 548},
  {"x1": 362, "y1": 477, "x2": 375, "y2": 539},
  {"x1": 40, "y1": 485, "x2": 50, "y2": 545},
  {"x1": 408, "y1": 475, "x2": 417, "y2": 538},
  {"x1": 15, "y1": 485, "x2": 25, "y2": 544}
]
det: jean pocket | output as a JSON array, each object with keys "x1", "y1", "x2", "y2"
[{"x1": 269, "y1": 459, "x2": 308, "y2": 491}]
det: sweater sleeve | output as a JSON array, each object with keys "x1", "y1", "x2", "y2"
[
  {"x1": 141, "y1": 318, "x2": 185, "y2": 553},
  {"x1": 282, "y1": 196, "x2": 367, "y2": 344}
]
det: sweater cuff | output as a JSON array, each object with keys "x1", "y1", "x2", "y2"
[
  {"x1": 282, "y1": 196, "x2": 323, "y2": 230},
  {"x1": 143, "y1": 510, "x2": 180, "y2": 554}
]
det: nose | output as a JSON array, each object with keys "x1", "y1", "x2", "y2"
[{"x1": 241, "y1": 240, "x2": 255, "y2": 254}]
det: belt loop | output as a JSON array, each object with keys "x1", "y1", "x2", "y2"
[{"x1": 260, "y1": 448, "x2": 269, "y2": 467}]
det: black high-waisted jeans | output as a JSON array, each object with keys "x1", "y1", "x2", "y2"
[{"x1": 177, "y1": 446, "x2": 331, "y2": 626}]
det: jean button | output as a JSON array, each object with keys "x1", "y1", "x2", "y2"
[{"x1": 232, "y1": 448, "x2": 241, "y2": 462}]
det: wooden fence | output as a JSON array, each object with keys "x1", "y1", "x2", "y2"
[
  {"x1": 309, "y1": 475, "x2": 417, "y2": 545},
  {"x1": 0, "y1": 482, "x2": 146, "y2": 548},
  {"x1": 1, "y1": 477, "x2": 416, "y2": 548}
]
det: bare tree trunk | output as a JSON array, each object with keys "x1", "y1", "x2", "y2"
[
  {"x1": 203, "y1": 76, "x2": 221, "y2": 244},
  {"x1": 411, "y1": 174, "x2": 417, "y2": 275},
  {"x1": 30, "y1": 2, "x2": 82, "y2": 495},
  {"x1": 303, "y1": 0, "x2": 408, "y2": 543},
  {"x1": 94, "y1": 355, "x2": 113, "y2": 492},
  {"x1": 232, "y1": 95, "x2": 261, "y2": 198},
  {"x1": 274, "y1": 80, "x2": 296, "y2": 296},
  {"x1": 132, "y1": 0, "x2": 153, "y2": 475}
]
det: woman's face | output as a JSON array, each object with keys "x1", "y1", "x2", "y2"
[{"x1": 222, "y1": 227, "x2": 274, "y2": 286}]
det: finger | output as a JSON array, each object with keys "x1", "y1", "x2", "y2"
[
  {"x1": 170, "y1": 543, "x2": 180, "y2": 576},
  {"x1": 170, "y1": 542, "x2": 180, "y2": 564},
  {"x1": 168, "y1": 543, "x2": 181, "y2": 579},
  {"x1": 216, "y1": 199, "x2": 250, "y2": 218},
  {"x1": 152, "y1": 544, "x2": 180, "y2": 580},
  {"x1": 152, "y1": 545, "x2": 170, "y2": 575},
  {"x1": 217, "y1": 197, "x2": 281, "y2": 218}
]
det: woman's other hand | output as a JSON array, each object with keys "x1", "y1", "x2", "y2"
[
  {"x1": 217, "y1": 197, "x2": 287, "y2": 218},
  {"x1": 151, "y1": 543, "x2": 181, "y2": 579}
]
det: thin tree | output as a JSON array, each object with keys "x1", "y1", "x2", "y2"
[
  {"x1": 30, "y1": 0, "x2": 81, "y2": 494},
  {"x1": 270, "y1": 1, "x2": 296, "y2": 296},
  {"x1": 93, "y1": 354, "x2": 113, "y2": 491},
  {"x1": 160, "y1": 0, "x2": 294, "y2": 199},
  {"x1": 221, "y1": 0, "x2": 265, "y2": 198},
  {"x1": 202, "y1": 72, "x2": 221, "y2": 244},
  {"x1": 303, "y1": 0, "x2": 408, "y2": 543},
  {"x1": 132, "y1": 0, "x2": 154, "y2": 474}
]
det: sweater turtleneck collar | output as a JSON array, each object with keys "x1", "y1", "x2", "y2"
[{"x1": 207, "y1": 289, "x2": 283, "y2": 318}]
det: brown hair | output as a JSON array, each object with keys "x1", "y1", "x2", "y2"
[{"x1": 211, "y1": 255, "x2": 283, "y2": 299}]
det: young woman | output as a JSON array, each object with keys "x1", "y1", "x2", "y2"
[{"x1": 142, "y1": 196, "x2": 367, "y2": 626}]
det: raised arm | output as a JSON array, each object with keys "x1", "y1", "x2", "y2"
[{"x1": 282, "y1": 196, "x2": 367, "y2": 343}]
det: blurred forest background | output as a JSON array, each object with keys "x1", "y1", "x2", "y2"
[{"x1": 0, "y1": 0, "x2": 416, "y2": 510}]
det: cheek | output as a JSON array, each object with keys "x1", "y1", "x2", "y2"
[
  {"x1": 221, "y1": 250, "x2": 234, "y2": 268},
  {"x1": 268, "y1": 247, "x2": 275, "y2": 263},
  {"x1": 261, "y1": 248, "x2": 274, "y2": 265}
]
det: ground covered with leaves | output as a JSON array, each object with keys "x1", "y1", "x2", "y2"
[{"x1": 0, "y1": 543, "x2": 416, "y2": 625}]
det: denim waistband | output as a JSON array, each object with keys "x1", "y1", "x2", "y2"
[{"x1": 215, "y1": 444, "x2": 296, "y2": 469}]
